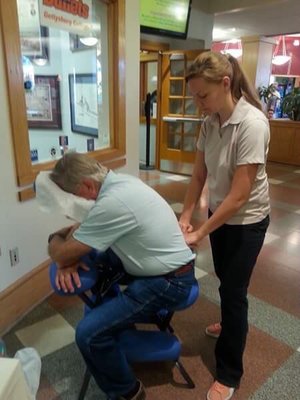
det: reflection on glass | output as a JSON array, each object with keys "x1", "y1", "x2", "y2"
[
  {"x1": 168, "y1": 133, "x2": 181, "y2": 150},
  {"x1": 167, "y1": 122, "x2": 181, "y2": 149},
  {"x1": 184, "y1": 98, "x2": 197, "y2": 115},
  {"x1": 170, "y1": 60, "x2": 184, "y2": 77},
  {"x1": 17, "y1": 0, "x2": 44, "y2": 58},
  {"x1": 169, "y1": 98, "x2": 183, "y2": 114},
  {"x1": 170, "y1": 80, "x2": 183, "y2": 96},
  {"x1": 185, "y1": 83, "x2": 193, "y2": 97},
  {"x1": 184, "y1": 121, "x2": 200, "y2": 134},
  {"x1": 22, "y1": 56, "x2": 35, "y2": 90},
  {"x1": 183, "y1": 121, "x2": 200, "y2": 152},
  {"x1": 147, "y1": 62, "x2": 158, "y2": 94},
  {"x1": 186, "y1": 60, "x2": 194, "y2": 71},
  {"x1": 16, "y1": 0, "x2": 110, "y2": 164},
  {"x1": 183, "y1": 135, "x2": 196, "y2": 152},
  {"x1": 168, "y1": 122, "x2": 182, "y2": 134}
]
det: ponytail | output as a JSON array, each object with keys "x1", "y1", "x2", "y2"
[
  {"x1": 227, "y1": 55, "x2": 262, "y2": 111},
  {"x1": 186, "y1": 51, "x2": 262, "y2": 111}
]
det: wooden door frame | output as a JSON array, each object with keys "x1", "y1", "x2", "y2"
[{"x1": 156, "y1": 49, "x2": 207, "y2": 170}]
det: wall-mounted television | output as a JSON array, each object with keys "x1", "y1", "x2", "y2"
[{"x1": 140, "y1": 0, "x2": 192, "y2": 40}]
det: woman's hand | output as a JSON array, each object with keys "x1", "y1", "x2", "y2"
[
  {"x1": 55, "y1": 262, "x2": 89, "y2": 293},
  {"x1": 184, "y1": 228, "x2": 205, "y2": 248},
  {"x1": 179, "y1": 219, "x2": 193, "y2": 234}
]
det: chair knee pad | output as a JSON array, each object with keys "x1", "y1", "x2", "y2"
[{"x1": 118, "y1": 329, "x2": 181, "y2": 363}]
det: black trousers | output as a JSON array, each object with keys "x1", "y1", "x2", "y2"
[{"x1": 209, "y1": 212, "x2": 269, "y2": 387}]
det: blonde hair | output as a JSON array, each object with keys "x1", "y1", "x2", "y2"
[
  {"x1": 186, "y1": 51, "x2": 262, "y2": 111},
  {"x1": 50, "y1": 152, "x2": 108, "y2": 193}
]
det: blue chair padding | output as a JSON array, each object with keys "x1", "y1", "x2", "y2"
[
  {"x1": 49, "y1": 254, "x2": 100, "y2": 296},
  {"x1": 118, "y1": 330, "x2": 181, "y2": 363}
]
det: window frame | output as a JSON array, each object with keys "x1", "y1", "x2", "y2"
[{"x1": 0, "y1": 0, "x2": 126, "y2": 200}]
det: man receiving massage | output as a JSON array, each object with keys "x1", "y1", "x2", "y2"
[{"x1": 47, "y1": 152, "x2": 196, "y2": 400}]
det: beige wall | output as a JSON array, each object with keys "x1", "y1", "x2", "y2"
[{"x1": 0, "y1": 0, "x2": 140, "y2": 292}]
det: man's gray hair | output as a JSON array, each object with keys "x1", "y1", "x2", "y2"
[{"x1": 50, "y1": 152, "x2": 108, "y2": 193}]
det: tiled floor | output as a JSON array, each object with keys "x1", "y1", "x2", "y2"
[{"x1": 3, "y1": 161, "x2": 300, "y2": 399}]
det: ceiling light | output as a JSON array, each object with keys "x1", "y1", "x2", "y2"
[
  {"x1": 220, "y1": 39, "x2": 242, "y2": 59},
  {"x1": 272, "y1": 36, "x2": 291, "y2": 65},
  {"x1": 272, "y1": 55, "x2": 291, "y2": 65},
  {"x1": 32, "y1": 57, "x2": 48, "y2": 66},
  {"x1": 79, "y1": 36, "x2": 98, "y2": 46}
]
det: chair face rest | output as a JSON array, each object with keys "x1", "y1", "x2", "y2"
[
  {"x1": 118, "y1": 330, "x2": 181, "y2": 363},
  {"x1": 35, "y1": 170, "x2": 95, "y2": 222},
  {"x1": 49, "y1": 254, "x2": 99, "y2": 295}
]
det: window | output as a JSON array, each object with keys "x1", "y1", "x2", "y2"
[{"x1": 0, "y1": 0, "x2": 125, "y2": 200}]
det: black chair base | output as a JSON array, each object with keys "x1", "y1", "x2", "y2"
[
  {"x1": 78, "y1": 368, "x2": 92, "y2": 400},
  {"x1": 77, "y1": 310, "x2": 195, "y2": 399},
  {"x1": 78, "y1": 359, "x2": 195, "y2": 400}
]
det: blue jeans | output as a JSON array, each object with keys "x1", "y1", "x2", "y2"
[{"x1": 75, "y1": 253, "x2": 196, "y2": 399}]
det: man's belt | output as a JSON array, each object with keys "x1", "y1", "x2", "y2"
[{"x1": 164, "y1": 260, "x2": 195, "y2": 278}]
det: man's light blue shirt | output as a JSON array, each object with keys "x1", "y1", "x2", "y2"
[{"x1": 73, "y1": 171, "x2": 195, "y2": 276}]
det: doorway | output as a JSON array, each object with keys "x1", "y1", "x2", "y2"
[
  {"x1": 157, "y1": 49, "x2": 205, "y2": 175},
  {"x1": 139, "y1": 40, "x2": 169, "y2": 169}
]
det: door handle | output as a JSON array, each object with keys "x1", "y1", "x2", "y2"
[{"x1": 162, "y1": 116, "x2": 203, "y2": 122}]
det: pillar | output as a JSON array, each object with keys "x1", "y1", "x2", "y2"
[{"x1": 241, "y1": 35, "x2": 276, "y2": 88}]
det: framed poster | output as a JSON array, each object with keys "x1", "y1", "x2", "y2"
[
  {"x1": 25, "y1": 75, "x2": 62, "y2": 129},
  {"x1": 69, "y1": 73, "x2": 98, "y2": 137}
]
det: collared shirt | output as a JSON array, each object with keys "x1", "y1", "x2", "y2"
[
  {"x1": 73, "y1": 171, "x2": 195, "y2": 276},
  {"x1": 197, "y1": 97, "x2": 270, "y2": 224}
]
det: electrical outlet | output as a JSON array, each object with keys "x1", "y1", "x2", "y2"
[{"x1": 9, "y1": 247, "x2": 19, "y2": 267}]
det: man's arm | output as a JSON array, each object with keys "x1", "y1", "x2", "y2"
[
  {"x1": 47, "y1": 224, "x2": 79, "y2": 244},
  {"x1": 48, "y1": 231, "x2": 92, "y2": 268}
]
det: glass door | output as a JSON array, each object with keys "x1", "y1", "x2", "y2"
[{"x1": 158, "y1": 49, "x2": 205, "y2": 175}]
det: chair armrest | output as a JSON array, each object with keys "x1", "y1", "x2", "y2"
[{"x1": 48, "y1": 253, "x2": 100, "y2": 296}]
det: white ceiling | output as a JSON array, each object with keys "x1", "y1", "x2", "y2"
[{"x1": 193, "y1": 0, "x2": 300, "y2": 41}]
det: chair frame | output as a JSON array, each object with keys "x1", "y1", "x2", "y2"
[
  {"x1": 49, "y1": 259, "x2": 196, "y2": 400},
  {"x1": 76, "y1": 291, "x2": 195, "y2": 400}
]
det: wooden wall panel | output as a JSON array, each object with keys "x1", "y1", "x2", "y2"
[
  {"x1": 0, "y1": 260, "x2": 52, "y2": 335},
  {"x1": 268, "y1": 120, "x2": 300, "y2": 166}
]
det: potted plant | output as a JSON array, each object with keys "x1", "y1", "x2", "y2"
[
  {"x1": 281, "y1": 87, "x2": 300, "y2": 121},
  {"x1": 257, "y1": 83, "x2": 278, "y2": 104},
  {"x1": 257, "y1": 83, "x2": 282, "y2": 118}
]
